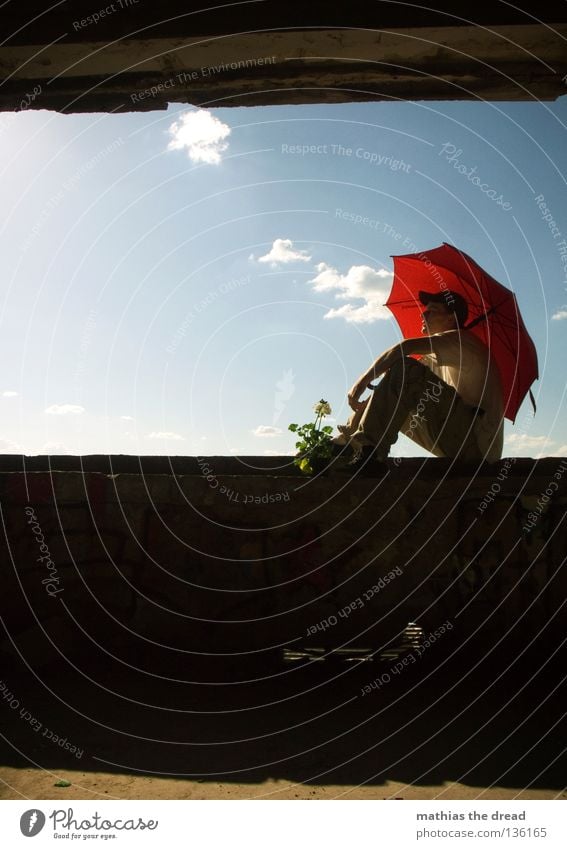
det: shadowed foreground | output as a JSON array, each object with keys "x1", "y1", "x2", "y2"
[{"x1": 1, "y1": 635, "x2": 565, "y2": 800}]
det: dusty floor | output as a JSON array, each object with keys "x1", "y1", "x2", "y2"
[
  {"x1": 1, "y1": 769, "x2": 564, "y2": 801},
  {"x1": 1, "y1": 638, "x2": 565, "y2": 801}
]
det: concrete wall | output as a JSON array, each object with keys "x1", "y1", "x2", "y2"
[{"x1": 1, "y1": 455, "x2": 565, "y2": 668}]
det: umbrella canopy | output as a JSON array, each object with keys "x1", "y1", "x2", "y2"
[{"x1": 385, "y1": 243, "x2": 538, "y2": 422}]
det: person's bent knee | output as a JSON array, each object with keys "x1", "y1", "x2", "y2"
[{"x1": 387, "y1": 356, "x2": 427, "y2": 385}]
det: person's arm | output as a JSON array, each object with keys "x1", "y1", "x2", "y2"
[{"x1": 347, "y1": 337, "x2": 436, "y2": 411}]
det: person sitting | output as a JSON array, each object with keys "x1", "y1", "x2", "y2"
[{"x1": 333, "y1": 289, "x2": 504, "y2": 470}]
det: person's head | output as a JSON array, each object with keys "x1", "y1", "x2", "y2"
[{"x1": 419, "y1": 290, "x2": 468, "y2": 334}]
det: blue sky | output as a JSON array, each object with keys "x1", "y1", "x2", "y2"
[{"x1": 1, "y1": 95, "x2": 566, "y2": 458}]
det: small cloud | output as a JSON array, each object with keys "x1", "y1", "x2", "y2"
[
  {"x1": 2, "y1": 391, "x2": 18, "y2": 397},
  {"x1": 546, "y1": 444, "x2": 567, "y2": 456},
  {"x1": 324, "y1": 302, "x2": 390, "y2": 323},
  {"x1": 256, "y1": 239, "x2": 311, "y2": 266},
  {"x1": 505, "y1": 433, "x2": 554, "y2": 450},
  {"x1": 505, "y1": 433, "x2": 551, "y2": 446},
  {"x1": 146, "y1": 431, "x2": 185, "y2": 441},
  {"x1": 308, "y1": 262, "x2": 393, "y2": 323},
  {"x1": 551, "y1": 306, "x2": 567, "y2": 321},
  {"x1": 253, "y1": 425, "x2": 282, "y2": 438},
  {"x1": 167, "y1": 109, "x2": 231, "y2": 164},
  {"x1": 263, "y1": 449, "x2": 280, "y2": 456},
  {"x1": 0, "y1": 436, "x2": 22, "y2": 453},
  {"x1": 35, "y1": 441, "x2": 71, "y2": 455},
  {"x1": 44, "y1": 404, "x2": 85, "y2": 416},
  {"x1": 120, "y1": 415, "x2": 134, "y2": 421},
  {"x1": 200, "y1": 436, "x2": 208, "y2": 441}
]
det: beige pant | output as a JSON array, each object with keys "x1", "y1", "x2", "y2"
[{"x1": 337, "y1": 357, "x2": 482, "y2": 461}]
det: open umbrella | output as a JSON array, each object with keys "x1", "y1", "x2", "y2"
[{"x1": 385, "y1": 242, "x2": 538, "y2": 422}]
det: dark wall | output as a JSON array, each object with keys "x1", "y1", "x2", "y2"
[{"x1": 1, "y1": 456, "x2": 565, "y2": 667}]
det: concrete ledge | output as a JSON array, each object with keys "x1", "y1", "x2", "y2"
[
  {"x1": 1, "y1": 3, "x2": 567, "y2": 112},
  {"x1": 0, "y1": 452, "x2": 553, "y2": 476},
  {"x1": 1, "y1": 455, "x2": 565, "y2": 667}
]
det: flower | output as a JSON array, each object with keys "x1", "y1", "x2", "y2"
[
  {"x1": 289, "y1": 400, "x2": 334, "y2": 475},
  {"x1": 313, "y1": 399, "x2": 332, "y2": 416}
]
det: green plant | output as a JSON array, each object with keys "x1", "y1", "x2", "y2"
[{"x1": 289, "y1": 399, "x2": 334, "y2": 474}]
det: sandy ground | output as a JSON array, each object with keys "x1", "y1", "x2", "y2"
[
  {"x1": 1, "y1": 768, "x2": 564, "y2": 801},
  {"x1": 1, "y1": 640, "x2": 565, "y2": 802}
]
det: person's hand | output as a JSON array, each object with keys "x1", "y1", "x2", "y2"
[{"x1": 348, "y1": 377, "x2": 371, "y2": 412}]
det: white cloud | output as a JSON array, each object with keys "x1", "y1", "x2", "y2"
[
  {"x1": 308, "y1": 262, "x2": 393, "y2": 323},
  {"x1": 0, "y1": 436, "x2": 22, "y2": 453},
  {"x1": 505, "y1": 433, "x2": 551, "y2": 446},
  {"x1": 323, "y1": 302, "x2": 388, "y2": 323},
  {"x1": 253, "y1": 425, "x2": 282, "y2": 438},
  {"x1": 120, "y1": 415, "x2": 134, "y2": 421},
  {"x1": 146, "y1": 431, "x2": 185, "y2": 441},
  {"x1": 256, "y1": 239, "x2": 312, "y2": 266},
  {"x1": 505, "y1": 433, "x2": 554, "y2": 450},
  {"x1": 167, "y1": 109, "x2": 231, "y2": 164},
  {"x1": 35, "y1": 441, "x2": 71, "y2": 455},
  {"x1": 44, "y1": 404, "x2": 85, "y2": 416},
  {"x1": 547, "y1": 444, "x2": 567, "y2": 456},
  {"x1": 2, "y1": 391, "x2": 18, "y2": 397},
  {"x1": 551, "y1": 306, "x2": 567, "y2": 321}
]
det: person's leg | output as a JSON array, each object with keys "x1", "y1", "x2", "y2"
[
  {"x1": 332, "y1": 402, "x2": 367, "y2": 446},
  {"x1": 341, "y1": 357, "x2": 482, "y2": 461},
  {"x1": 350, "y1": 357, "x2": 429, "y2": 457},
  {"x1": 424, "y1": 383, "x2": 483, "y2": 461}
]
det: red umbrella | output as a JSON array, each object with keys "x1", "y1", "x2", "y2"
[{"x1": 385, "y1": 243, "x2": 538, "y2": 422}]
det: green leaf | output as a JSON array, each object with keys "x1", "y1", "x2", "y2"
[
  {"x1": 288, "y1": 423, "x2": 298, "y2": 432},
  {"x1": 299, "y1": 458, "x2": 313, "y2": 474}
]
